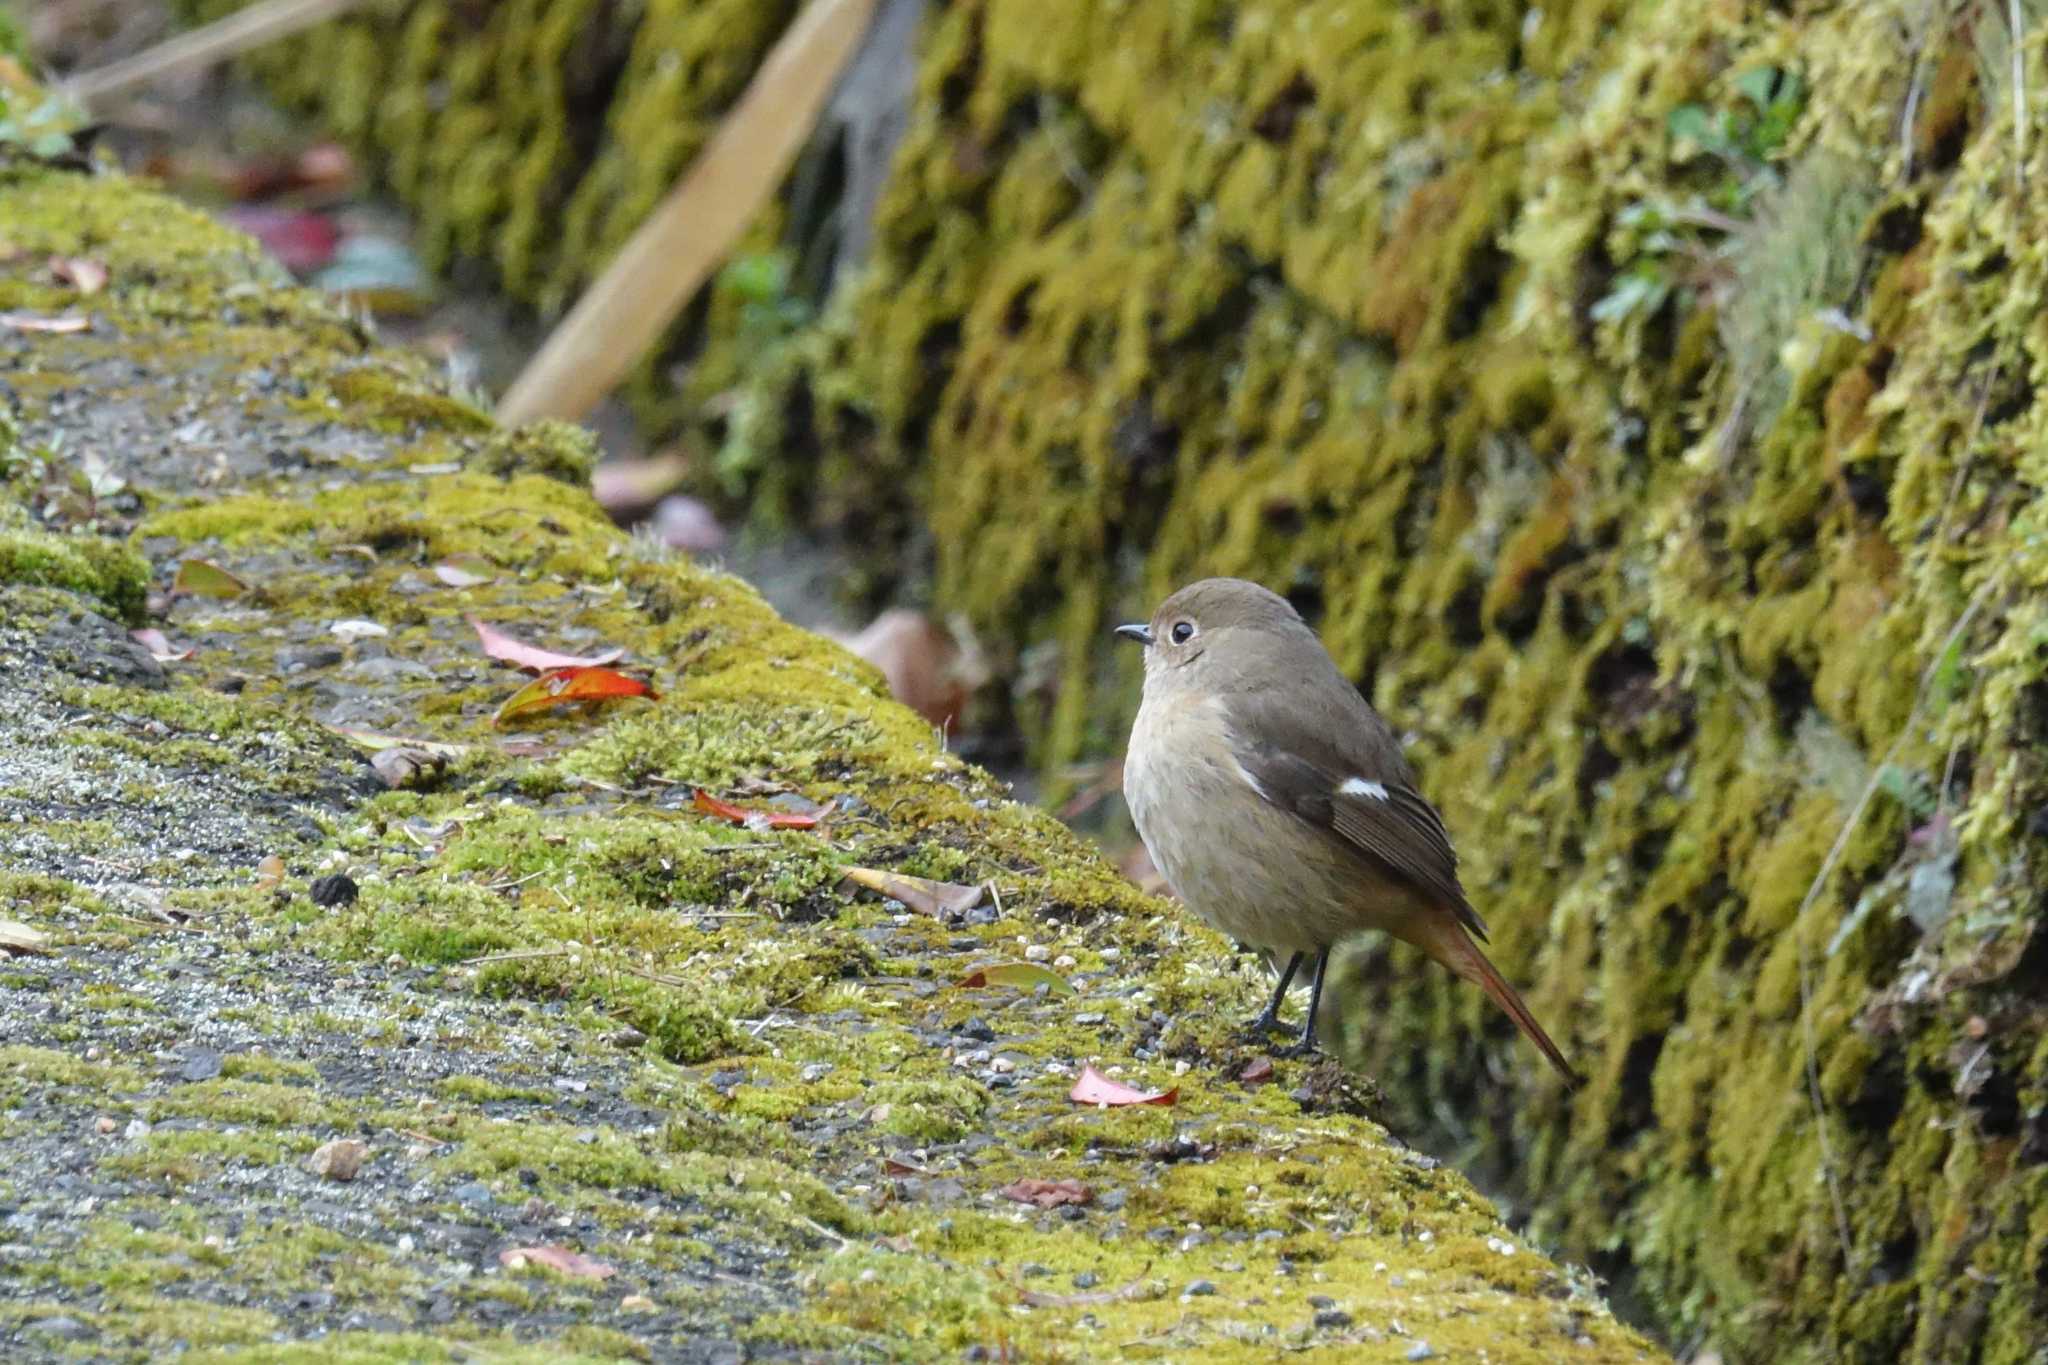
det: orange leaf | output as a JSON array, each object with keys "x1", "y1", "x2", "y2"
[
  {"x1": 1068, "y1": 1065, "x2": 1176, "y2": 1108},
  {"x1": 470, "y1": 616, "x2": 623, "y2": 672},
  {"x1": 493, "y1": 666, "x2": 656, "y2": 727},
  {"x1": 692, "y1": 788, "x2": 825, "y2": 830}
]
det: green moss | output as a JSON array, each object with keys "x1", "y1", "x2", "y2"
[{"x1": 0, "y1": 505, "x2": 149, "y2": 622}]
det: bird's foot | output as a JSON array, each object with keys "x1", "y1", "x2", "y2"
[
  {"x1": 1274, "y1": 1035, "x2": 1322, "y2": 1061},
  {"x1": 1237, "y1": 1009, "x2": 1287, "y2": 1043}
]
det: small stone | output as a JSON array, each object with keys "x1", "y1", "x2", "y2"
[
  {"x1": 179, "y1": 1048, "x2": 223, "y2": 1082},
  {"x1": 1177, "y1": 1230, "x2": 1210, "y2": 1252},
  {"x1": 451, "y1": 1180, "x2": 494, "y2": 1208},
  {"x1": 1053, "y1": 954, "x2": 1077, "y2": 969},
  {"x1": 1406, "y1": 1344, "x2": 1436, "y2": 1362},
  {"x1": 989, "y1": 1056, "x2": 1016, "y2": 1074},
  {"x1": 1180, "y1": 1279, "x2": 1217, "y2": 1299},
  {"x1": 28, "y1": 1315, "x2": 91, "y2": 1341},
  {"x1": 396, "y1": 1234, "x2": 416, "y2": 1254},
  {"x1": 1021, "y1": 1263, "x2": 1052, "y2": 1279},
  {"x1": 94, "y1": 1116, "x2": 116, "y2": 1135},
  {"x1": 620, "y1": 1294, "x2": 656, "y2": 1313},
  {"x1": 1097, "y1": 1190, "x2": 1127, "y2": 1212},
  {"x1": 1073, "y1": 1271, "x2": 1099, "y2": 1289},
  {"x1": 799, "y1": 1062, "x2": 834, "y2": 1083},
  {"x1": 959, "y1": 1018, "x2": 996, "y2": 1043},
  {"x1": 308, "y1": 1139, "x2": 368, "y2": 1182},
  {"x1": 309, "y1": 874, "x2": 359, "y2": 908},
  {"x1": 1023, "y1": 943, "x2": 1053, "y2": 962},
  {"x1": 1314, "y1": 1307, "x2": 1354, "y2": 1330},
  {"x1": 1074, "y1": 1012, "x2": 1106, "y2": 1026},
  {"x1": 123, "y1": 1119, "x2": 150, "y2": 1140}
]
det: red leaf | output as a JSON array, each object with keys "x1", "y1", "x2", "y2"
[
  {"x1": 1068, "y1": 1065, "x2": 1176, "y2": 1108},
  {"x1": 493, "y1": 667, "x2": 656, "y2": 727},
  {"x1": 497, "y1": 1245, "x2": 615, "y2": 1280},
  {"x1": 1238, "y1": 1057, "x2": 1275, "y2": 1086},
  {"x1": 219, "y1": 206, "x2": 342, "y2": 274},
  {"x1": 692, "y1": 789, "x2": 825, "y2": 830},
  {"x1": 470, "y1": 617, "x2": 624, "y2": 672},
  {"x1": 997, "y1": 1177, "x2": 1093, "y2": 1209}
]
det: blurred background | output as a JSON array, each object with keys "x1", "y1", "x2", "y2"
[{"x1": 15, "y1": 3, "x2": 2048, "y2": 1360}]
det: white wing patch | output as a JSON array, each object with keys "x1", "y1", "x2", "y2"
[{"x1": 1339, "y1": 777, "x2": 1389, "y2": 801}]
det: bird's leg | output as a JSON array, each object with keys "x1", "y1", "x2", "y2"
[
  {"x1": 1277, "y1": 949, "x2": 1330, "y2": 1058},
  {"x1": 1241, "y1": 951, "x2": 1303, "y2": 1039}
]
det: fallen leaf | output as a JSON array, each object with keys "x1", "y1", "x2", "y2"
[
  {"x1": 1018, "y1": 1274, "x2": 1159, "y2": 1309},
  {"x1": 493, "y1": 667, "x2": 656, "y2": 727},
  {"x1": 882, "y1": 1157, "x2": 930, "y2": 1177},
  {"x1": 173, "y1": 558, "x2": 248, "y2": 599},
  {"x1": 0, "y1": 311, "x2": 90, "y2": 334},
  {"x1": 432, "y1": 557, "x2": 494, "y2": 588},
  {"x1": 957, "y1": 961, "x2": 1075, "y2": 996},
  {"x1": 0, "y1": 919, "x2": 52, "y2": 956},
  {"x1": 842, "y1": 867, "x2": 983, "y2": 917},
  {"x1": 323, "y1": 726, "x2": 470, "y2": 757},
  {"x1": 371, "y1": 746, "x2": 447, "y2": 790},
  {"x1": 591, "y1": 452, "x2": 692, "y2": 517},
  {"x1": 49, "y1": 256, "x2": 108, "y2": 296},
  {"x1": 694, "y1": 789, "x2": 826, "y2": 830},
  {"x1": 499, "y1": 1245, "x2": 616, "y2": 1281},
  {"x1": 219, "y1": 205, "x2": 343, "y2": 274},
  {"x1": 129, "y1": 628, "x2": 194, "y2": 663},
  {"x1": 833, "y1": 608, "x2": 973, "y2": 729},
  {"x1": 255, "y1": 855, "x2": 286, "y2": 891},
  {"x1": 998, "y1": 1177, "x2": 1093, "y2": 1209},
  {"x1": 315, "y1": 234, "x2": 431, "y2": 316},
  {"x1": 470, "y1": 616, "x2": 623, "y2": 672},
  {"x1": 306, "y1": 1138, "x2": 367, "y2": 1181},
  {"x1": 651, "y1": 494, "x2": 727, "y2": 552},
  {"x1": 1069, "y1": 1065, "x2": 1176, "y2": 1108},
  {"x1": 1238, "y1": 1057, "x2": 1275, "y2": 1085},
  {"x1": 620, "y1": 1293, "x2": 657, "y2": 1313},
  {"x1": 329, "y1": 618, "x2": 388, "y2": 641}
]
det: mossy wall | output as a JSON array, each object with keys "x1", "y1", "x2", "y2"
[{"x1": 195, "y1": 1, "x2": 2048, "y2": 1358}]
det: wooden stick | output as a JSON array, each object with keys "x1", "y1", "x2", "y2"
[
  {"x1": 64, "y1": 0, "x2": 372, "y2": 105},
  {"x1": 496, "y1": 0, "x2": 877, "y2": 425}
]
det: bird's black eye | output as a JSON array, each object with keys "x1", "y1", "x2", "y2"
[{"x1": 1169, "y1": 620, "x2": 1195, "y2": 645}]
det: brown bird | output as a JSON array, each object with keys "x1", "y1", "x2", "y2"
[{"x1": 1116, "y1": 577, "x2": 1579, "y2": 1084}]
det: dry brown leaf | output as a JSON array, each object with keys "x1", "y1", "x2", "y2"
[
  {"x1": 0, "y1": 919, "x2": 52, "y2": 956},
  {"x1": 255, "y1": 855, "x2": 286, "y2": 891},
  {"x1": 49, "y1": 256, "x2": 108, "y2": 296},
  {"x1": 841, "y1": 867, "x2": 985, "y2": 917},
  {"x1": 499, "y1": 1245, "x2": 616, "y2": 1281},
  {"x1": 997, "y1": 1177, "x2": 1093, "y2": 1209},
  {"x1": 835, "y1": 609, "x2": 969, "y2": 729}
]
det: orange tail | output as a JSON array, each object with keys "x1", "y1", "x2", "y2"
[{"x1": 1410, "y1": 914, "x2": 1581, "y2": 1087}]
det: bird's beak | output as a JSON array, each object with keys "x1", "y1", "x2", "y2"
[{"x1": 1114, "y1": 623, "x2": 1154, "y2": 647}]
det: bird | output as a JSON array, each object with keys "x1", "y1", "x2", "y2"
[{"x1": 1116, "y1": 576, "x2": 1579, "y2": 1085}]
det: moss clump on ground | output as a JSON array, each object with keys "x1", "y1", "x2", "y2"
[
  {"x1": 0, "y1": 166, "x2": 1656, "y2": 1362},
  {"x1": 204, "y1": 0, "x2": 2048, "y2": 1357}
]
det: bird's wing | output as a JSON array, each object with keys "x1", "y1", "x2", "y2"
[{"x1": 1226, "y1": 687, "x2": 1489, "y2": 941}]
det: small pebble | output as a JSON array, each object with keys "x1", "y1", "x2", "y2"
[
  {"x1": 1097, "y1": 1190, "x2": 1127, "y2": 1212},
  {"x1": 307, "y1": 1138, "x2": 368, "y2": 1182},
  {"x1": 800, "y1": 1062, "x2": 834, "y2": 1083},
  {"x1": 1052, "y1": 954, "x2": 1077, "y2": 969},
  {"x1": 123, "y1": 1119, "x2": 150, "y2": 1141},
  {"x1": 1314, "y1": 1307, "x2": 1354, "y2": 1330},
  {"x1": 1024, "y1": 944, "x2": 1052, "y2": 963},
  {"x1": 1073, "y1": 1271, "x2": 1099, "y2": 1289},
  {"x1": 93, "y1": 1116, "x2": 116, "y2": 1135},
  {"x1": 1407, "y1": 1344, "x2": 1436, "y2": 1362},
  {"x1": 1180, "y1": 1279, "x2": 1217, "y2": 1300},
  {"x1": 1178, "y1": 1230, "x2": 1210, "y2": 1252}
]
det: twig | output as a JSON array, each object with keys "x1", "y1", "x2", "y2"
[
  {"x1": 458, "y1": 947, "x2": 573, "y2": 967},
  {"x1": 1792, "y1": 572, "x2": 2003, "y2": 1274},
  {"x1": 64, "y1": 0, "x2": 371, "y2": 104},
  {"x1": 496, "y1": 0, "x2": 878, "y2": 422}
]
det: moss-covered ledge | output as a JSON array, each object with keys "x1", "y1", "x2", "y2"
[{"x1": 0, "y1": 168, "x2": 1656, "y2": 1362}]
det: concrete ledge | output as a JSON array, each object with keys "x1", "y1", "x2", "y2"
[{"x1": 0, "y1": 167, "x2": 1656, "y2": 1362}]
